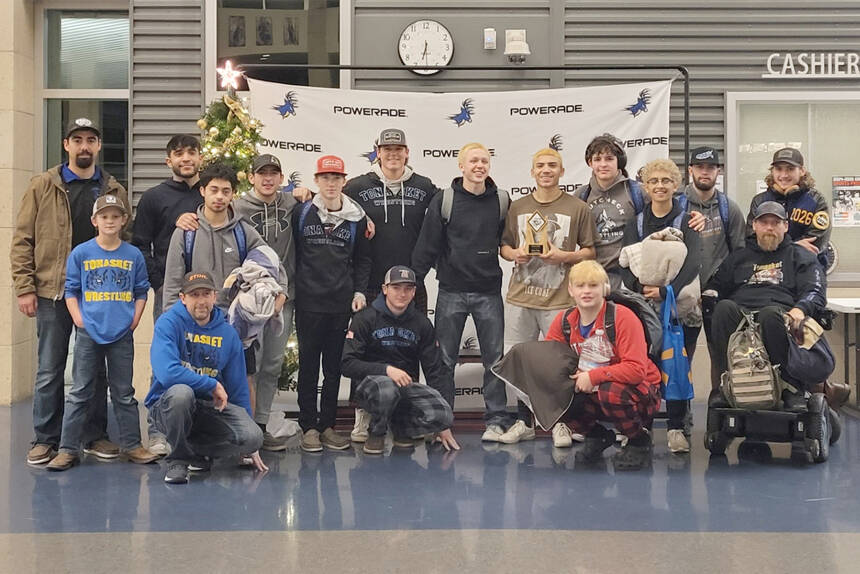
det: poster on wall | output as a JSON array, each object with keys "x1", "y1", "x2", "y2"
[
  {"x1": 249, "y1": 78, "x2": 673, "y2": 410},
  {"x1": 832, "y1": 176, "x2": 860, "y2": 227}
]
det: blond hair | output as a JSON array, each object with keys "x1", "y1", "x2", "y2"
[
  {"x1": 764, "y1": 169, "x2": 816, "y2": 189},
  {"x1": 531, "y1": 148, "x2": 564, "y2": 169},
  {"x1": 457, "y1": 142, "x2": 489, "y2": 165},
  {"x1": 568, "y1": 260, "x2": 609, "y2": 288},
  {"x1": 640, "y1": 158, "x2": 682, "y2": 188}
]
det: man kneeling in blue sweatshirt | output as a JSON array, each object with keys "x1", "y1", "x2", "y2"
[{"x1": 146, "y1": 271, "x2": 265, "y2": 484}]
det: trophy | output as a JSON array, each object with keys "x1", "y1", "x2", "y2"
[{"x1": 525, "y1": 211, "x2": 550, "y2": 255}]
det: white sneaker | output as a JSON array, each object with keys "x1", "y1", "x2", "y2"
[
  {"x1": 552, "y1": 423, "x2": 574, "y2": 448},
  {"x1": 481, "y1": 424, "x2": 506, "y2": 442},
  {"x1": 571, "y1": 432, "x2": 585, "y2": 443},
  {"x1": 667, "y1": 429, "x2": 691, "y2": 453},
  {"x1": 498, "y1": 420, "x2": 535, "y2": 444},
  {"x1": 148, "y1": 436, "x2": 171, "y2": 457},
  {"x1": 350, "y1": 408, "x2": 371, "y2": 443}
]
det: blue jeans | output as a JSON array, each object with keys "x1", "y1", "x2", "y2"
[
  {"x1": 60, "y1": 329, "x2": 141, "y2": 453},
  {"x1": 34, "y1": 297, "x2": 107, "y2": 447},
  {"x1": 434, "y1": 289, "x2": 509, "y2": 427},
  {"x1": 148, "y1": 384, "x2": 263, "y2": 465}
]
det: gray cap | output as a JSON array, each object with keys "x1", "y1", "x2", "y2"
[
  {"x1": 252, "y1": 154, "x2": 282, "y2": 173},
  {"x1": 65, "y1": 117, "x2": 101, "y2": 139},
  {"x1": 377, "y1": 128, "x2": 407, "y2": 147},
  {"x1": 754, "y1": 200, "x2": 787, "y2": 221},
  {"x1": 384, "y1": 265, "x2": 416, "y2": 285},
  {"x1": 771, "y1": 147, "x2": 804, "y2": 167}
]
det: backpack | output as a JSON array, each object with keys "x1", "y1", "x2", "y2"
[
  {"x1": 440, "y1": 187, "x2": 510, "y2": 224},
  {"x1": 635, "y1": 194, "x2": 688, "y2": 240},
  {"x1": 560, "y1": 289, "x2": 662, "y2": 367},
  {"x1": 720, "y1": 312, "x2": 782, "y2": 410},
  {"x1": 297, "y1": 200, "x2": 357, "y2": 252},
  {"x1": 183, "y1": 225, "x2": 247, "y2": 274},
  {"x1": 576, "y1": 179, "x2": 645, "y2": 215}
]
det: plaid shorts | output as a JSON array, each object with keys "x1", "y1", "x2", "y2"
[
  {"x1": 354, "y1": 375, "x2": 453, "y2": 437},
  {"x1": 564, "y1": 381, "x2": 660, "y2": 438}
]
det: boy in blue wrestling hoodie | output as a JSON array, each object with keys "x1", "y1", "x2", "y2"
[
  {"x1": 48, "y1": 195, "x2": 157, "y2": 471},
  {"x1": 146, "y1": 271, "x2": 265, "y2": 484}
]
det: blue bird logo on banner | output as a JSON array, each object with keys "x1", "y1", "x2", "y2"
[
  {"x1": 283, "y1": 171, "x2": 301, "y2": 192},
  {"x1": 273, "y1": 91, "x2": 299, "y2": 118},
  {"x1": 448, "y1": 99, "x2": 475, "y2": 127},
  {"x1": 624, "y1": 89, "x2": 651, "y2": 118}
]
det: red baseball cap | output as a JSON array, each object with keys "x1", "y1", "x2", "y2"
[{"x1": 315, "y1": 155, "x2": 347, "y2": 175}]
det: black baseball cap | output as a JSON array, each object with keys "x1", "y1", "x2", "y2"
[
  {"x1": 65, "y1": 117, "x2": 101, "y2": 139},
  {"x1": 753, "y1": 201, "x2": 787, "y2": 221},
  {"x1": 771, "y1": 147, "x2": 804, "y2": 167},
  {"x1": 384, "y1": 265, "x2": 416, "y2": 285},
  {"x1": 689, "y1": 146, "x2": 720, "y2": 166},
  {"x1": 181, "y1": 271, "x2": 217, "y2": 293},
  {"x1": 252, "y1": 154, "x2": 282, "y2": 173}
]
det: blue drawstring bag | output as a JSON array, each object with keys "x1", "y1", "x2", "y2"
[{"x1": 660, "y1": 285, "x2": 694, "y2": 401}]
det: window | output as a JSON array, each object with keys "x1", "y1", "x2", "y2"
[
  {"x1": 215, "y1": 0, "x2": 340, "y2": 91},
  {"x1": 728, "y1": 93, "x2": 860, "y2": 283},
  {"x1": 40, "y1": 9, "x2": 129, "y2": 189}
]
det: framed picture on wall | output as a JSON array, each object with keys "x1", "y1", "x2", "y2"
[
  {"x1": 256, "y1": 16, "x2": 273, "y2": 47},
  {"x1": 284, "y1": 16, "x2": 300, "y2": 46},
  {"x1": 228, "y1": 15, "x2": 245, "y2": 48}
]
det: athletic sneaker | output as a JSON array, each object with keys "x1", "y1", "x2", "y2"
[
  {"x1": 122, "y1": 446, "x2": 160, "y2": 464},
  {"x1": 351, "y1": 408, "x2": 371, "y2": 443},
  {"x1": 392, "y1": 435, "x2": 415, "y2": 448},
  {"x1": 261, "y1": 431, "x2": 288, "y2": 452},
  {"x1": 363, "y1": 434, "x2": 385, "y2": 455},
  {"x1": 148, "y1": 436, "x2": 171, "y2": 457},
  {"x1": 188, "y1": 456, "x2": 212, "y2": 472},
  {"x1": 300, "y1": 429, "x2": 323, "y2": 453},
  {"x1": 46, "y1": 451, "x2": 79, "y2": 471},
  {"x1": 83, "y1": 439, "x2": 120, "y2": 460},
  {"x1": 575, "y1": 424, "x2": 616, "y2": 462},
  {"x1": 667, "y1": 429, "x2": 691, "y2": 454},
  {"x1": 320, "y1": 428, "x2": 351, "y2": 450},
  {"x1": 552, "y1": 423, "x2": 574, "y2": 448},
  {"x1": 27, "y1": 443, "x2": 56, "y2": 465},
  {"x1": 481, "y1": 424, "x2": 506, "y2": 442},
  {"x1": 498, "y1": 420, "x2": 535, "y2": 444},
  {"x1": 164, "y1": 463, "x2": 189, "y2": 484}
]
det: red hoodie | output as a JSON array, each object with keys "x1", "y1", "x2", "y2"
[{"x1": 545, "y1": 301, "x2": 660, "y2": 387}]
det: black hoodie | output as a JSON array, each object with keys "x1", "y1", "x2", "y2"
[
  {"x1": 131, "y1": 178, "x2": 202, "y2": 290},
  {"x1": 344, "y1": 168, "x2": 441, "y2": 293},
  {"x1": 706, "y1": 235, "x2": 826, "y2": 317},
  {"x1": 411, "y1": 176, "x2": 507, "y2": 294},
  {"x1": 342, "y1": 293, "x2": 452, "y2": 407}
]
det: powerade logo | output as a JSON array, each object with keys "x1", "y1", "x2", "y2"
[
  {"x1": 448, "y1": 99, "x2": 475, "y2": 126},
  {"x1": 332, "y1": 106, "x2": 407, "y2": 117},
  {"x1": 624, "y1": 89, "x2": 651, "y2": 117},
  {"x1": 511, "y1": 184, "x2": 580, "y2": 197},
  {"x1": 509, "y1": 104, "x2": 583, "y2": 116},
  {"x1": 619, "y1": 137, "x2": 668, "y2": 148},
  {"x1": 273, "y1": 91, "x2": 298, "y2": 118},
  {"x1": 283, "y1": 171, "x2": 301, "y2": 193},
  {"x1": 260, "y1": 139, "x2": 322, "y2": 152},
  {"x1": 549, "y1": 134, "x2": 563, "y2": 151},
  {"x1": 422, "y1": 148, "x2": 496, "y2": 158}
]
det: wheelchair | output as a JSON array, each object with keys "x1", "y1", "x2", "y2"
[{"x1": 704, "y1": 391, "x2": 838, "y2": 463}]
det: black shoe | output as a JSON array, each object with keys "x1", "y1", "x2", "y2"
[
  {"x1": 613, "y1": 431, "x2": 653, "y2": 471},
  {"x1": 575, "y1": 425, "x2": 616, "y2": 462},
  {"x1": 708, "y1": 388, "x2": 729, "y2": 408},
  {"x1": 188, "y1": 456, "x2": 211, "y2": 472},
  {"x1": 782, "y1": 389, "x2": 807, "y2": 413},
  {"x1": 164, "y1": 462, "x2": 189, "y2": 484},
  {"x1": 363, "y1": 434, "x2": 385, "y2": 455}
]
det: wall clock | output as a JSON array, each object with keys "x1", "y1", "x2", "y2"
[{"x1": 398, "y1": 20, "x2": 454, "y2": 75}]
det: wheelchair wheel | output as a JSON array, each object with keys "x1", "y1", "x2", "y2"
[
  {"x1": 704, "y1": 431, "x2": 731, "y2": 455},
  {"x1": 828, "y1": 406, "x2": 842, "y2": 445},
  {"x1": 806, "y1": 393, "x2": 830, "y2": 463}
]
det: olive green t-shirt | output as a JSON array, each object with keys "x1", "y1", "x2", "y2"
[{"x1": 501, "y1": 192, "x2": 597, "y2": 310}]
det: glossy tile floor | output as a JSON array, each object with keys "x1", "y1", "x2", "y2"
[{"x1": 2, "y1": 402, "x2": 860, "y2": 574}]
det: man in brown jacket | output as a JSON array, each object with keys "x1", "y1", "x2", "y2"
[{"x1": 10, "y1": 118, "x2": 130, "y2": 465}]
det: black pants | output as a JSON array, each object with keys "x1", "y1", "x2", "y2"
[
  {"x1": 666, "y1": 324, "x2": 700, "y2": 430},
  {"x1": 295, "y1": 308, "x2": 351, "y2": 432},
  {"x1": 710, "y1": 301, "x2": 789, "y2": 376}
]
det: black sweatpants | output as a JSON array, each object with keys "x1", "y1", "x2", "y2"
[
  {"x1": 666, "y1": 324, "x2": 701, "y2": 430},
  {"x1": 295, "y1": 308, "x2": 351, "y2": 432},
  {"x1": 710, "y1": 300, "x2": 789, "y2": 376}
]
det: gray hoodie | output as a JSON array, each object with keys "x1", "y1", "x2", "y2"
[
  {"x1": 232, "y1": 189, "x2": 297, "y2": 299},
  {"x1": 581, "y1": 172, "x2": 635, "y2": 284},
  {"x1": 682, "y1": 183, "x2": 746, "y2": 284},
  {"x1": 162, "y1": 204, "x2": 274, "y2": 312}
]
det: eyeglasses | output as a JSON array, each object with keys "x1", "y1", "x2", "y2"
[{"x1": 646, "y1": 177, "x2": 674, "y2": 186}]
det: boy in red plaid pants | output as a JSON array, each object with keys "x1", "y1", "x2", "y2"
[{"x1": 544, "y1": 260, "x2": 661, "y2": 470}]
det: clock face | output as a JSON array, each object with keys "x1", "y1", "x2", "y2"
[{"x1": 398, "y1": 20, "x2": 454, "y2": 75}]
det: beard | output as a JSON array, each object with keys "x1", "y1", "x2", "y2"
[
  {"x1": 757, "y1": 233, "x2": 780, "y2": 251},
  {"x1": 171, "y1": 164, "x2": 196, "y2": 179},
  {"x1": 74, "y1": 155, "x2": 94, "y2": 169},
  {"x1": 694, "y1": 176, "x2": 715, "y2": 192}
]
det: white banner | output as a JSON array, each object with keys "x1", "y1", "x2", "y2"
[
  {"x1": 249, "y1": 78, "x2": 673, "y2": 411},
  {"x1": 248, "y1": 78, "x2": 672, "y2": 199}
]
